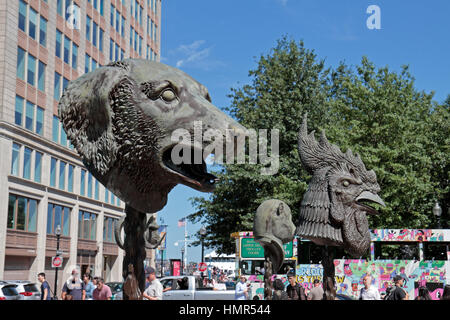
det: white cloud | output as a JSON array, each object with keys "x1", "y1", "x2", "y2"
[{"x1": 170, "y1": 40, "x2": 224, "y2": 71}]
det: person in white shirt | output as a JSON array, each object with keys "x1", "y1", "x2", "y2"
[
  {"x1": 359, "y1": 274, "x2": 380, "y2": 300},
  {"x1": 142, "y1": 267, "x2": 163, "y2": 300},
  {"x1": 235, "y1": 275, "x2": 249, "y2": 300}
]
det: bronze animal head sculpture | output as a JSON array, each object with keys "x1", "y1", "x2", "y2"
[
  {"x1": 253, "y1": 199, "x2": 295, "y2": 272},
  {"x1": 58, "y1": 59, "x2": 245, "y2": 213},
  {"x1": 296, "y1": 114, "x2": 385, "y2": 257}
]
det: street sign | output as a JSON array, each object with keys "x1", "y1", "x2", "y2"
[
  {"x1": 51, "y1": 256, "x2": 63, "y2": 268},
  {"x1": 198, "y1": 262, "x2": 207, "y2": 272},
  {"x1": 240, "y1": 237, "x2": 293, "y2": 259}
]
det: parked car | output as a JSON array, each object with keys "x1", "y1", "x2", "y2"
[
  {"x1": 6, "y1": 281, "x2": 41, "y2": 300},
  {"x1": 160, "y1": 276, "x2": 236, "y2": 300},
  {"x1": 335, "y1": 293, "x2": 355, "y2": 300},
  {"x1": 106, "y1": 282, "x2": 123, "y2": 300},
  {"x1": 0, "y1": 282, "x2": 21, "y2": 300}
]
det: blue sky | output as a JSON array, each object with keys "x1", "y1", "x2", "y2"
[{"x1": 158, "y1": 0, "x2": 450, "y2": 263}]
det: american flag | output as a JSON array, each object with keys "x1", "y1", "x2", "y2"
[{"x1": 178, "y1": 217, "x2": 186, "y2": 228}]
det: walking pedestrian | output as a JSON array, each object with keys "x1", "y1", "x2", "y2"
[
  {"x1": 441, "y1": 284, "x2": 450, "y2": 300},
  {"x1": 61, "y1": 269, "x2": 86, "y2": 300},
  {"x1": 385, "y1": 275, "x2": 409, "y2": 300},
  {"x1": 142, "y1": 267, "x2": 163, "y2": 300},
  {"x1": 272, "y1": 278, "x2": 288, "y2": 300},
  {"x1": 414, "y1": 286, "x2": 432, "y2": 300},
  {"x1": 235, "y1": 275, "x2": 249, "y2": 300},
  {"x1": 37, "y1": 272, "x2": 52, "y2": 300},
  {"x1": 359, "y1": 274, "x2": 380, "y2": 300},
  {"x1": 83, "y1": 274, "x2": 95, "y2": 300},
  {"x1": 307, "y1": 279, "x2": 324, "y2": 300},
  {"x1": 93, "y1": 277, "x2": 112, "y2": 300},
  {"x1": 286, "y1": 272, "x2": 306, "y2": 300}
]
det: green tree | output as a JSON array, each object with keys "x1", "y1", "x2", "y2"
[
  {"x1": 189, "y1": 37, "x2": 331, "y2": 254},
  {"x1": 324, "y1": 57, "x2": 442, "y2": 229}
]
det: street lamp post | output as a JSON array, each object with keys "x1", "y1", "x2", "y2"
[
  {"x1": 199, "y1": 226, "x2": 206, "y2": 264},
  {"x1": 433, "y1": 202, "x2": 442, "y2": 229},
  {"x1": 54, "y1": 225, "x2": 61, "y2": 300},
  {"x1": 181, "y1": 247, "x2": 185, "y2": 275}
]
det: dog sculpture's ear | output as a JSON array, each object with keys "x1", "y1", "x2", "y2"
[{"x1": 58, "y1": 64, "x2": 127, "y2": 175}]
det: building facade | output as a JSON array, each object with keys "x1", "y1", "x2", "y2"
[{"x1": 0, "y1": 0, "x2": 162, "y2": 292}]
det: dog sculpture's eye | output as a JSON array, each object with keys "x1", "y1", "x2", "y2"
[
  {"x1": 160, "y1": 89, "x2": 177, "y2": 102},
  {"x1": 342, "y1": 180, "x2": 350, "y2": 187}
]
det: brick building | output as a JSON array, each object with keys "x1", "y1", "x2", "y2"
[{"x1": 0, "y1": 0, "x2": 162, "y2": 292}]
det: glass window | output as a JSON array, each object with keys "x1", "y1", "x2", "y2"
[
  {"x1": 129, "y1": 26, "x2": 133, "y2": 47},
  {"x1": 47, "y1": 204, "x2": 53, "y2": 234},
  {"x1": 60, "y1": 125, "x2": 67, "y2": 147},
  {"x1": 115, "y1": 10, "x2": 120, "y2": 33},
  {"x1": 19, "y1": 0, "x2": 27, "y2": 32},
  {"x1": 87, "y1": 172, "x2": 93, "y2": 198},
  {"x1": 62, "y1": 77, "x2": 69, "y2": 93},
  {"x1": 57, "y1": 0, "x2": 63, "y2": 16},
  {"x1": 15, "y1": 95, "x2": 24, "y2": 126},
  {"x1": 65, "y1": 0, "x2": 71, "y2": 21},
  {"x1": 54, "y1": 205, "x2": 62, "y2": 232},
  {"x1": 99, "y1": 28, "x2": 104, "y2": 52},
  {"x1": 83, "y1": 211, "x2": 90, "y2": 239},
  {"x1": 95, "y1": 180, "x2": 99, "y2": 200},
  {"x1": 121, "y1": 49, "x2": 124, "y2": 61},
  {"x1": 91, "y1": 58, "x2": 97, "y2": 71},
  {"x1": 99, "y1": 0, "x2": 104, "y2": 16},
  {"x1": 50, "y1": 157, "x2": 57, "y2": 187},
  {"x1": 16, "y1": 196, "x2": 26, "y2": 230},
  {"x1": 90, "y1": 213, "x2": 96, "y2": 240},
  {"x1": 39, "y1": 16, "x2": 47, "y2": 47},
  {"x1": 86, "y1": 16, "x2": 91, "y2": 42},
  {"x1": 104, "y1": 189, "x2": 109, "y2": 203},
  {"x1": 27, "y1": 54, "x2": 36, "y2": 86},
  {"x1": 28, "y1": 7, "x2": 37, "y2": 39},
  {"x1": 110, "y1": 5, "x2": 114, "y2": 27},
  {"x1": 109, "y1": 38, "x2": 113, "y2": 61},
  {"x1": 110, "y1": 193, "x2": 115, "y2": 205},
  {"x1": 108, "y1": 218, "x2": 113, "y2": 242},
  {"x1": 25, "y1": 101, "x2": 34, "y2": 131},
  {"x1": 93, "y1": 22, "x2": 98, "y2": 47},
  {"x1": 36, "y1": 106, "x2": 44, "y2": 135},
  {"x1": 115, "y1": 44, "x2": 119, "y2": 62},
  {"x1": 28, "y1": 199, "x2": 37, "y2": 232},
  {"x1": 52, "y1": 115, "x2": 59, "y2": 142},
  {"x1": 64, "y1": 36, "x2": 70, "y2": 64},
  {"x1": 23, "y1": 147, "x2": 32, "y2": 179},
  {"x1": 80, "y1": 169, "x2": 86, "y2": 196},
  {"x1": 17, "y1": 47, "x2": 26, "y2": 80},
  {"x1": 55, "y1": 29, "x2": 62, "y2": 58},
  {"x1": 63, "y1": 207, "x2": 70, "y2": 236},
  {"x1": 37, "y1": 61, "x2": 45, "y2": 92},
  {"x1": 93, "y1": 0, "x2": 98, "y2": 10},
  {"x1": 72, "y1": 43, "x2": 78, "y2": 69},
  {"x1": 7, "y1": 195, "x2": 16, "y2": 229},
  {"x1": 78, "y1": 211, "x2": 82, "y2": 238},
  {"x1": 54, "y1": 72, "x2": 61, "y2": 100},
  {"x1": 68, "y1": 164, "x2": 74, "y2": 192},
  {"x1": 85, "y1": 54, "x2": 90, "y2": 73},
  {"x1": 121, "y1": 16, "x2": 125, "y2": 37},
  {"x1": 59, "y1": 161, "x2": 66, "y2": 190},
  {"x1": 34, "y1": 151, "x2": 42, "y2": 183},
  {"x1": 11, "y1": 143, "x2": 21, "y2": 176}
]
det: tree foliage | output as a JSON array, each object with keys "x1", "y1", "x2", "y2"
[{"x1": 188, "y1": 37, "x2": 449, "y2": 254}]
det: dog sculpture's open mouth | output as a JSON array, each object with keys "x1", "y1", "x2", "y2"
[{"x1": 162, "y1": 146, "x2": 218, "y2": 191}]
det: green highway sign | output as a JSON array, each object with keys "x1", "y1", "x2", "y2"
[{"x1": 240, "y1": 238, "x2": 293, "y2": 259}]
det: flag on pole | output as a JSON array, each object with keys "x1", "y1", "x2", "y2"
[{"x1": 178, "y1": 217, "x2": 186, "y2": 228}]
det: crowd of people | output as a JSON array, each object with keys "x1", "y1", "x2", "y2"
[
  {"x1": 235, "y1": 271, "x2": 450, "y2": 301},
  {"x1": 35, "y1": 266, "x2": 450, "y2": 301}
]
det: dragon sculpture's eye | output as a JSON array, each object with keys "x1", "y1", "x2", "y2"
[
  {"x1": 342, "y1": 180, "x2": 350, "y2": 187},
  {"x1": 160, "y1": 89, "x2": 177, "y2": 102}
]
